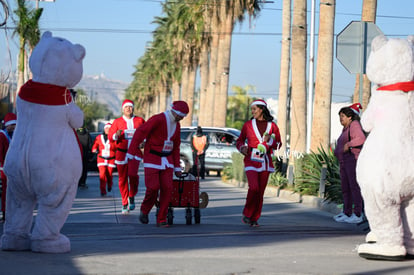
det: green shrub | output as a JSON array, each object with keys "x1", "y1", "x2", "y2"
[
  {"x1": 294, "y1": 146, "x2": 342, "y2": 203},
  {"x1": 222, "y1": 163, "x2": 233, "y2": 181},
  {"x1": 268, "y1": 171, "x2": 288, "y2": 189},
  {"x1": 231, "y1": 152, "x2": 246, "y2": 183}
]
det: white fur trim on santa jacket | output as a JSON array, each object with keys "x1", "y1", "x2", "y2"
[
  {"x1": 236, "y1": 119, "x2": 282, "y2": 172},
  {"x1": 108, "y1": 115, "x2": 145, "y2": 165},
  {"x1": 128, "y1": 111, "x2": 181, "y2": 172}
]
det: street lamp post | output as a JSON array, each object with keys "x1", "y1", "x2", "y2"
[{"x1": 29, "y1": 0, "x2": 55, "y2": 9}]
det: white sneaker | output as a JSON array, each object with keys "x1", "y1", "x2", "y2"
[
  {"x1": 334, "y1": 212, "x2": 349, "y2": 222},
  {"x1": 333, "y1": 212, "x2": 345, "y2": 219},
  {"x1": 344, "y1": 213, "x2": 363, "y2": 224}
]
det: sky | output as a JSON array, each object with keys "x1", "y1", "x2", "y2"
[{"x1": 1, "y1": 0, "x2": 414, "y2": 103}]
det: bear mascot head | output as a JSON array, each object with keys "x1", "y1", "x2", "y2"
[
  {"x1": 356, "y1": 35, "x2": 414, "y2": 260},
  {"x1": 1, "y1": 31, "x2": 85, "y2": 253}
]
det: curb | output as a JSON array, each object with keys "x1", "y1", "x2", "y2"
[{"x1": 226, "y1": 179, "x2": 341, "y2": 215}]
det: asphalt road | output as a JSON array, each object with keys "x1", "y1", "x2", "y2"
[{"x1": 0, "y1": 172, "x2": 413, "y2": 275}]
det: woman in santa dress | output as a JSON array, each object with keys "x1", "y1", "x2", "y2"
[{"x1": 236, "y1": 99, "x2": 282, "y2": 227}]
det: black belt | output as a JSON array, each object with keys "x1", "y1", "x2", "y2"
[
  {"x1": 150, "y1": 149, "x2": 172, "y2": 157},
  {"x1": 117, "y1": 148, "x2": 128, "y2": 153},
  {"x1": 98, "y1": 156, "x2": 115, "y2": 160}
]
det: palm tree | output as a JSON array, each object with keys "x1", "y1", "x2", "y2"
[
  {"x1": 310, "y1": 0, "x2": 336, "y2": 152},
  {"x1": 213, "y1": 0, "x2": 262, "y2": 127},
  {"x1": 203, "y1": 2, "x2": 221, "y2": 127},
  {"x1": 290, "y1": 0, "x2": 307, "y2": 158},
  {"x1": 277, "y1": 0, "x2": 292, "y2": 161},
  {"x1": 353, "y1": 0, "x2": 377, "y2": 108},
  {"x1": 13, "y1": 0, "x2": 43, "y2": 107},
  {"x1": 197, "y1": 4, "x2": 212, "y2": 126}
]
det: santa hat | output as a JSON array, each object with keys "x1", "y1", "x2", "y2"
[
  {"x1": 171, "y1": 101, "x2": 189, "y2": 117},
  {"x1": 250, "y1": 99, "x2": 267, "y2": 107},
  {"x1": 349, "y1": 103, "x2": 363, "y2": 115},
  {"x1": 122, "y1": 99, "x2": 134, "y2": 109},
  {"x1": 3, "y1": 113, "x2": 17, "y2": 127},
  {"x1": 104, "y1": 123, "x2": 112, "y2": 130}
]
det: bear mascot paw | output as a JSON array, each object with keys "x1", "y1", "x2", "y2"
[
  {"x1": 0, "y1": 31, "x2": 85, "y2": 253},
  {"x1": 356, "y1": 34, "x2": 414, "y2": 261}
]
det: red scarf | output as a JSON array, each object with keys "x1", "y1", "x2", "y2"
[
  {"x1": 377, "y1": 81, "x2": 414, "y2": 92},
  {"x1": 18, "y1": 80, "x2": 82, "y2": 154},
  {"x1": 18, "y1": 80, "x2": 72, "y2": 105}
]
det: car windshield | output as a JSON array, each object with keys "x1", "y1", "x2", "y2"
[{"x1": 180, "y1": 131, "x2": 192, "y2": 141}]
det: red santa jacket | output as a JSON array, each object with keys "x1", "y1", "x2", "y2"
[
  {"x1": 0, "y1": 130, "x2": 11, "y2": 168},
  {"x1": 127, "y1": 111, "x2": 181, "y2": 172},
  {"x1": 108, "y1": 115, "x2": 145, "y2": 165},
  {"x1": 236, "y1": 119, "x2": 282, "y2": 172},
  {"x1": 92, "y1": 134, "x2": 116, "y2": 168}
]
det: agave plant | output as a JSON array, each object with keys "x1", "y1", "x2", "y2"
[
  {"x1": 268, "y1": 171, "x2": 289, "y2": 189},
  {"x1": 294, "y1": 146, "x2": 342, "y2": 203},
  {"x1": 221, "y1": 164, "x2": 234, "y2": 181}
]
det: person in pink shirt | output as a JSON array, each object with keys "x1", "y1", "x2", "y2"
[{"x1": 334, "y1": 103, "x2": 366, "y2": 224}]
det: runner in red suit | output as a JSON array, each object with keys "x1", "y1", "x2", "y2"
[
  {"x1": 236, "y1": 99, "x2": 282, "y2": 227},
  {"x1": 0, "y1": 113, "x2": 16, "y2": 222},
  {"x1": 92, "y1": 123, "x2": 116, "y2": 197},
  {"x1": 127, "y1": 101, "x2": 189, "y2": 227},
  {"x1": 108, "y1": 100, "x2": 145, "y2": 214}
]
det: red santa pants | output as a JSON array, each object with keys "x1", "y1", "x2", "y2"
[
  {"x1": 98, "y1": 165, "x2": 114, "y2": 195},
  {"x1": 140, "y1": 167, "x2": 173, "y2": 224},
  {"x1": 1, "y1": 171, "x2": 7, "y2": 212},
  {"x1": 243, "y1": 170, "x2": 270, "y2": 222},
  {"x1": 117, "y1": 164, "x2": 139, "y2": 206}
]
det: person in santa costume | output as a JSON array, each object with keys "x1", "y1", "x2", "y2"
[
  {"x1": 236, "y1": 99, "x2": 281, "y2": 227},
  {"x1": 108, "y1": 100, "x2": 145, "y2": 214},
  {"x1": 127, "y1": 100, "x2": 188, "y2": 227},
  {"x1": 0, "y1": 113, "x2": 17, "y2": 221},
  {"x1": 92, "y1": 123, "x2": 116, "y2": 197},
  {"x1": 333, "y1": 103, "x2": 366, "y2": 224}
]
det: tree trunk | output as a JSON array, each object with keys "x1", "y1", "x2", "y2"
[
  {"x1": 15, "y1": 37, "x2": 26, "y2": 110},
  {"x1": 158, "y1": 82, "x2": 167, "y2": 112},
  {"x1": 277, "y1": 0, "x2": 292, "y2": 159},
  {"x1": 354, "y1": 0, "x2": 377, "y2": 108},
  {"x1": 198, "y1": 43, "x2": 210, "y2": 127},
  {"x1": 182, "y1": 65, "x2": 197, "y2": 127},
  {"x1": 215, "y1": 8, "x2": 233, "y2": 127},
  {"x1": 171, "y1": 80, "x2": 181, "y2": 101},
  {"x1": 310, "y1": 0, "x2": 336, "y2": 153},
  {"x1": 290, "y1": 0, "x2": 307, "y2": 158},
  {"x1": 205, "y1": 14, "x2": 220, "y2": 126}
]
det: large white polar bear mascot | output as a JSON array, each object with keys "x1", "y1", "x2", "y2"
[
  {"x1": 357, "y1": 35, "x2": 414, "y2": 260},
  {"x1": 1, "y1": 31, "x2": 85, "y2": 253}
]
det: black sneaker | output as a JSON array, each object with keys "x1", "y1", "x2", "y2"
[
  {"x1": 242, "y1": 216, "x2": 251, "y2": 225},
  {"x1": 139, "y1": 212, "x2": 149, "y2": 224},
  {"x1": 157, "y1": 222, "x2": 169, "y2": 228},
  {"x1": 128, "y1": 197, "x2": 135, "y2": 211},
  {"x1": 250, "y1": 221, "x2": 260, "y2": 227},
  {"x1": 107, "y1": 186, "x2": 112, "y2": 192},
  {"x1": 78, "y1": 183, "x2": 88, "y2": 189}
]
